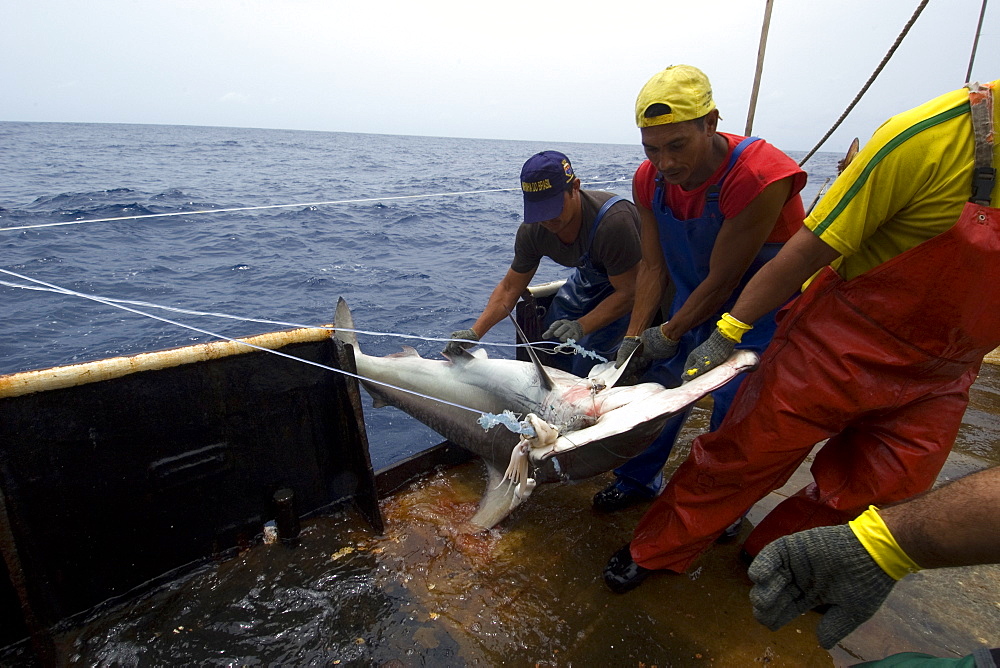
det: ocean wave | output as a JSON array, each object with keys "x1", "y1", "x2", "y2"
[{"x1": 28, "y1": 188, "x2": 139, "y2": 209}]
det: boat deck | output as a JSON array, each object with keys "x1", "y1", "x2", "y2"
[
  {"x1": 35, "y1": 448, "x2": 995, "y2": 666},
  {"x1": 5, "y1": 367, "x2": 999, "y2": 666}
]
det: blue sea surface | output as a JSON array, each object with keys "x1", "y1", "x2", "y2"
[{"x1": 0, "y1": 122, "x2": 841, "y2": 469}]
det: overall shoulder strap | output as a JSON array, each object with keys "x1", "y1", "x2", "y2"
[
  {"x1": 706, "y1": 136, "x2": 761, "y2": 204},
  {"x1": 967, "y1": 82, "x2": 996, "y2": 205},
  {"x1": 595, "y1": 195, "x2": 624, "y2": 225},
  {"x1": 585, "y1": 195, "x2": 624, "y2": 252}
]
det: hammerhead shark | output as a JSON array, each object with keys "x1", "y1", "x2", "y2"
[{"x1": 334, "y1": 298, "x2": 757, "y2": 529}]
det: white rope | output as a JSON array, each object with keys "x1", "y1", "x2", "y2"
[
  {"x1": 0, "y1": 277, "x2": 557, "y2": 352},
  {"x1": 0, "y1": 179, "x2": 629, "y2": 233},
  {"x1": 0, "y1": 268, "x2": 602, "y2": 435},
  {"x1": 0, "y1": 267, "x2": 488, "y2": 417},
  {"x1": 0, "y1": 177, "x2": 630, "y2": 424}
]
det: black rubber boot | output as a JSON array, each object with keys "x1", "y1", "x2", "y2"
[
  {"x1": 603, "y1": 544, "x2": 653, "y2": 593},
  {"x1": 592, "y1": 482, "x2": 654, "y2": 513}
]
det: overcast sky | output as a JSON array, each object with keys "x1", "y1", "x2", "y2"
[{"x1": 3, "y1": 0, "x2": 996, "y2": 153}]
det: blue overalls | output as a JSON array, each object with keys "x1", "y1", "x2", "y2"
[
  {"x1": 543, "y1": 196, "x2": 629, "y2": 376},
  {"x1": 614, "y1": 138, "x2": 787, "y2": 494}
]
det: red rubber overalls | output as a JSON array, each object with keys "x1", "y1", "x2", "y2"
[{"x1": 631, "y1": 82, "x2": 1000, "y2": 573}]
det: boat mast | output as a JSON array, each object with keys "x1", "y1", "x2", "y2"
[
  {"x1": 745, "y1": 0, "x2": 774, "y2": 136},
  {"x1": 965, "y1": 0, "x2": 988, "y2": 82}
]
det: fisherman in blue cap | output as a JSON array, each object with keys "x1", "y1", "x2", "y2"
[{"x1": 444, "y1": 151, "x2": 641, "y2": 376}]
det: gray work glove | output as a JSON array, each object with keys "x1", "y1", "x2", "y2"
[
  {"x1": 638, "y1": 324, "x2": 679, "y2": 359},
  {"x1": 682, "y1": 328, "x2": 735, "y2": 381},
  {"x1": 614, "y1": 336, "x2": 641, "y2": 368},
  {"x1": 749, "y1": 524, "x2": 897, "y2": 650},
  {"x1": 443, "y1": 328, "x2": 479, "y2": 357},
  {"x1": 543, "y1": 319, "x2": 584, "y2": 343}
]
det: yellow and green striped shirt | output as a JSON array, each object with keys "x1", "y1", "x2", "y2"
[{"x1": 807, "y1": 81, "x2": 999, "y2": 280}]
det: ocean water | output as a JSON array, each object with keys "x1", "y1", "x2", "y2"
[{"x1": 0, "y1": 121, "x2": 841, "y2": 469}]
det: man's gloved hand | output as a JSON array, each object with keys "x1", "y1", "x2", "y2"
[
  {"x1": 442, "y1": 328, "x2": 479, "y2": 357},
  {"x1": 638, "y1": 324, "x2": 679, "y2": 359},
  {"x1": 683, "y1": 329, "x2": 735, "y2": 380},
  {"x1": 543, "y1": 319, "x2": 584, "y2": 343},
  {"x1": 614, "y1": 336, "x2": 641, "y2": 368},
  {"x1": 683, "y1": 313, "x2": 752, "y2": 381},
  {"x1": 748, "y1": 524, "x2": 897, "y2": 650}
]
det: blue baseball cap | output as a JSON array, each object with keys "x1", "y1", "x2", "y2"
[{"x1": 520, "y1": 151, "x2": 575, "y2": 223}]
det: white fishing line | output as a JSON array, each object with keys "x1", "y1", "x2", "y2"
[
  {"x1": 0, "y1": 267, "x2": 492, "y2": 419},
  {"x1": 0, "y1": 179, "x2": 629, "y2": 233},
  {"x1": 1, "y1": 269, "x2": 591, "y2": 440},
  {"x1": 1, "y1": 177, "x2": 628, "y2": 436},
  {"x1": 0, "y1": 277, "x2": 559, "y2": 354}
]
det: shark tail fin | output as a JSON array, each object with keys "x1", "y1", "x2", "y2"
[
  {"x1": 334, "y1": 298, "x2": 360, "y2": 351},
  {"x1": 469, "y1": 462, "x2": 519, "y2": 530},
  {"x1": 506, "y1": 309, "x2": 555, "y2": 391}
]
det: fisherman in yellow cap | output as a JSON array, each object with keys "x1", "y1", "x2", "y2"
[
  {"x1": 605, "y1": 78, "x2": 1000, "y2": 595},
  {"x1": 593, "y1": 65, "x2": 807, "y2": 523}
]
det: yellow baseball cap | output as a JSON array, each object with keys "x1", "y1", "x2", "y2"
[{"x1": 635, "y1": 65, "x2": 716, "y2": 127}]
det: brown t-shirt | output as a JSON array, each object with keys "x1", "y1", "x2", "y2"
[{"x1": 510, "y1": 190, "x2": 642, "y2": 276}]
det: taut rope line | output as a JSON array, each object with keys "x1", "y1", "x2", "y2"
[
  {"x1": 0, "y1": 272, "x2": 561, "y2": 353},
  {"x1": 797, "y1": 0, "x2": 931, "y2": 167},
  {"x1": 0, "y1": 266, "x2": 490, "y2": 418},
  {"x1": 0, "y1": 267, "x2": 601, "y2": 437},
  {"x1": 0, "y1": 179, "x2": 629, "y2": 233}
]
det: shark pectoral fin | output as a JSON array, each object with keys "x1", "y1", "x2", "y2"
[
  {"x1": 591, "y1": 345, "x2": 641, "y2": 389},
  {"x1": 505, "y1": 310, "x2": 555, "y2": 392},
  {"x1": 469, "y1": 462, "x2": 520, "y2": 530}
]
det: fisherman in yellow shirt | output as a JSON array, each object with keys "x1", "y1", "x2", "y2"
[{"x1": 605, "y1": 80, "x2": 1000, "y2": 593}]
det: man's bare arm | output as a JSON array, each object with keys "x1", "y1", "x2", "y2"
[
  {"x1": 625, "y1": 203, "x2": 668, "y2": 337},
  {"x1": 729, "y1": 225, "x2": 842, "y2": 326},
  {"x1": 470, "y1": 267, "x2": 535, "y2": 337},
  {"x1": 662, "y1": 178, "x2": 793, "y2": 340},
  {"x1": 882, "y1": 466, "x2": 1000, "y2": 569}
]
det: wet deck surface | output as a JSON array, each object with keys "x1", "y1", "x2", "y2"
[
  {"x1": 39, "y1": 466, "x2": 834, "y2": 667},
  {"x1": 6, "y1": 367, "x2": 1000, "y2": 666}
]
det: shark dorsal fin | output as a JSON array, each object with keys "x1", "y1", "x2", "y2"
[{"x1": 507, "y1": 309, "x2": 555, "y2": 392}]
